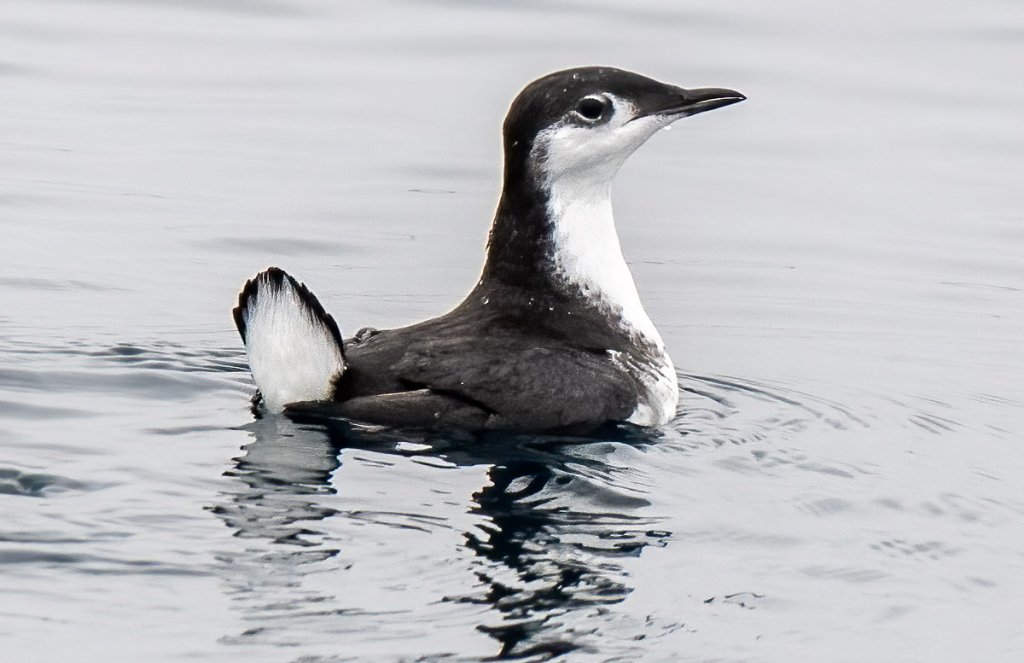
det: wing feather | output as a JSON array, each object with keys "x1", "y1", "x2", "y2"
[{"x1": 392, "y1": 336, "x2": 638, "y2": 431}]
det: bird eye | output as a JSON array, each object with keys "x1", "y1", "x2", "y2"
[{"x1": 575, "y1": 96, "x2": 607, "y2": 121}]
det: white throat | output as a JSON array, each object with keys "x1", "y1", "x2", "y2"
[
  {"x1": 531, "y1": 100, "x2": 671, "y2": 344},
  {"x1": 546, "y1": 177, "x2": 661, "y2": 344}
]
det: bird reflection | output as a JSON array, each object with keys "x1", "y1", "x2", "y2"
[
  {"x1": 210, "y1": 417, "x2": 670, "y2": 658},
  {"x1": 208, "y1": 418, "x2": 347, "y2": 648},
  {"x1": 454, "y1": 435, "x2": 671, "y2": 659},
  {"x1": 212, "y1": 417, "x2": 340, "y2": 552}
]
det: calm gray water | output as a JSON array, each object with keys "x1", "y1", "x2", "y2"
[{"x1": 3, "y1": 0, "x2": 1023, "y2": 661}]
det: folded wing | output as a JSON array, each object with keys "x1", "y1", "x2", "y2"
[{"x1": 393, "y1": 336, "x2": 639, "y2": 431}]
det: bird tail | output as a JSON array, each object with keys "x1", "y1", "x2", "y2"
[{"x1": 233, "y1": 268, "x2": 346, "y2": 413}]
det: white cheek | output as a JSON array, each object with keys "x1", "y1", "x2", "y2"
[
  {"x1": 542, "y1": 126, "x2": 621, "y2": 182},
  {"x1": 537, "y1": 99, "x2": 668, "y2": 185}
]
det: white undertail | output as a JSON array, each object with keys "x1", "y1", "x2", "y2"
[{"x1": 236, "y1": 270, "x2": 345, "y2": 413}]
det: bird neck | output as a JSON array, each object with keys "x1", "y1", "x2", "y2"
[
  {"x1": 543, "y1": 175, "x2": 662, "y2": 344},
  {"x1": 479, "y1": 166, "x2": 662, "y2": 347}
]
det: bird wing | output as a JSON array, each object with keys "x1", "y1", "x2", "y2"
[
  {"x1": 392, "y1": 336, "x2": 639, "y2": 431},
  {"x1": 286, "y1": 389, "x2": 491, "y2": 431}
]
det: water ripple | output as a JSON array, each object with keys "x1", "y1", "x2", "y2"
[
  {"x1": 668, "y1": 373, "x2": 871, "y2": 451},
  {"x1": 0, "y1": 467, "x2": 89, "y2": 497}
]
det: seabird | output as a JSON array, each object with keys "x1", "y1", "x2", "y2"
[{"x1": 233, "y1": 66, "x2": 744, "y2": 433}]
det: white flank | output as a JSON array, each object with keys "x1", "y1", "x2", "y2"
[
  {"x1": 534, "y1": 96, "x2": 681, "y2": 424},
  {"x1": 239, "y1": 274, "x2": 345, "y2": 413}
]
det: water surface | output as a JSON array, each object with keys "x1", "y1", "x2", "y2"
[{"x1": 2, "y1": 0, "x2": 1023, "y2": 660}]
